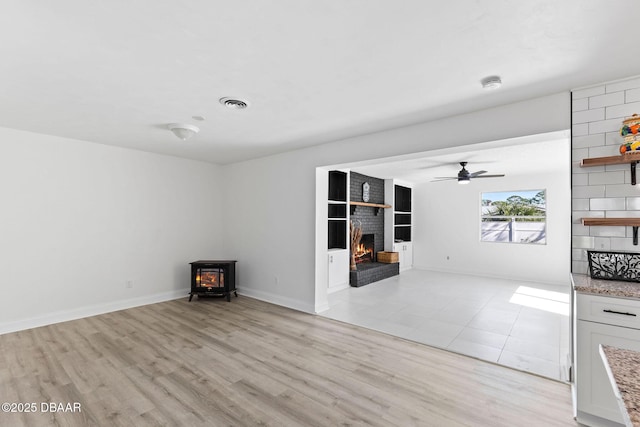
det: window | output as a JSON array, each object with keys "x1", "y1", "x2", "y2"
[{"x1": 481, "y1": 190, "x2": 546, "y2": 244}]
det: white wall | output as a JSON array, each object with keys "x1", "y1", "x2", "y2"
[
  {"x1": 412, "y1": 161, "x2": 571, "y2": 285},
  {"x1": 221, "y1": 92, "x2": 571, "y2": 313},
  {"x1": 0, "y1": 127, "x2": 223, "y2": 333}
]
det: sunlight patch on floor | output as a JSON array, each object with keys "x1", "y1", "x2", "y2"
[{"x1": 509, "y1": 286, "x2": 570, "y2": 316}]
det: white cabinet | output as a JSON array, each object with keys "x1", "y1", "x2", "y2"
[
  {"x1": 575, "y1": 293, "x2": 640, "y2": 426},
  {"x1": 328, "y1": 249, "x2": 349, "y2": 291},
  {"x1": 393, "y1": 242, "x2": 413, "y2": 271}
]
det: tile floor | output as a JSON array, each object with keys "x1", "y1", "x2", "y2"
[{"x1": 321, "y1": 269, "x2": 571, "y2": 381}]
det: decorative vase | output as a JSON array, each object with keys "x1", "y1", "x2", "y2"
[{"x1": 619, "y1": 114, "x2": 640, "y2": 154}]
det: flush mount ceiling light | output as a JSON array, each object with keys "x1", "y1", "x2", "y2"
[
  {"x1": 219, "y1": 97, "x2": 249, "y2": 110},
  {"x1": 481, "y1": 75, "x2": 502, "y2": 90},
  {"x1": 167, "y1": 123, "x2": 200, "y2": 141}
]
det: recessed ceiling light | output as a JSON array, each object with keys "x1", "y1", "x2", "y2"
[
  {"x1": 481, "y1": 76, "x2": 502, "y2": 90},
  {"x1": 219, "y1": 97, "x2": 249, "y2": 110}
]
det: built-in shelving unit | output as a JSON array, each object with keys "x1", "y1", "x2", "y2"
[
  {"x1": 328, "y1": 170, "x2": 347, "y2": 249},
  {"x1": 394, "y1": 185, "x2": 412, "y2": 242}
]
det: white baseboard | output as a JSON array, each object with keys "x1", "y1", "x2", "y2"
[
  {"x1": 411, "y1": 265, "x2": 570, "y2": 288},
  {"x1": 314, "y1": 301, "x2": 330, "y2": 313},
  {"x1": 0, "y1": 288, "x2": 190, "y2": 335},
  {"x1": 327, "y1": 282, "x2": 349, "y2": 294},
  {"x1": 237, "y1": 287, "x2": 315, "y2": 314}
]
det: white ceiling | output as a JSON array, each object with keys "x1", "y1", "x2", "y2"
[
  {"x1": 1, "y1": 1, "x2": 638, "y2": 164},
  {"x1": 348, "y1": 133, "x2": 569, "y2": 185}
]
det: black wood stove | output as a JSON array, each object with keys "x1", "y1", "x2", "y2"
[{"x1": 189, "y1": 260, "x2": 237, "y2": 302}]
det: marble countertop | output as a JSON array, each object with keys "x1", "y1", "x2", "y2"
[
  {"x1": 572, "y1": 274, "x2": 640, "y2": 299},
  {"x1": 600, "y1": 345, "x2": 640, "y2": 427}
]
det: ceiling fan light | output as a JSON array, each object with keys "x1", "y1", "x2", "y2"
[
  {"x1": 168, "y1": 123, "x2": 200, "y2": 141},
  {"x1": 458, "y1": 178, "x2": 470, "y2": 184}
]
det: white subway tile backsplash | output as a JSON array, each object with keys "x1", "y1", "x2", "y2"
[
  {"x1": 606, "y1": 77, "x2": 640, "y2": 93},
  {"x1": 627, "y1": 197, "x2": 640, "y2": 210},
  {"x1": 573, "y1": 164, "x2": 600, "y2": 176},
  {"x1": 572, "y1": 75, "x2": 640, "y2": 274},
  {"x1": 572, "y1": 224, "x2": 591, "y2": 236},
  {"x1": 572, "y1": 123, "x2": 589, "y2": 136},
  {"x1": 627, "y1": 88, "x2": 640, "y2": 103},
  {"x1": 572, "y1": 248, "x2": 587, "y2": 261},
  {"x1": 573, "y1": 86, "x2": 605, "y2": 99},
  {"x1": 573, "y1": 134, "x2": 604, "y2": 149},
  {"x1": 589, "y1": 118, "x2": 625, "y2": 134},
  {"x1": 627, "y1": 226, "x2": 638, "y2": 238},
  {"x1": 572, "y1": 210, "x2": 604, "y2": 223},
  {"x1": 594, "y1": 238, "x2": 611, "y2": 251},
  {"x1": 573, "y1": 185, "x2": 605, "y2": 198},
  {"x1": 605, "y1": 131, "x2": 623, "y2": 146},
  {"x1": 572, "y1": 98, "x2": 588, "y2": 112},
  {"x1": 588, "y1": 171, "x2": 625, "y2": 185},
  {"x1": 624, "y1": 169, "x2": 638, "y2": 184},
  {"x1": 606, "y1": 210, "x2": 640, "y2": 218},
  {"x1": 610, "y1": 237, "x2": 638, "y2": 252},
  {"x1": 572, "y1": 174, "x2": 589, "y2": 186},
  {"x1": 572, "y1": 147, "x2": 589, "y2": 162},
  {"x1": 572, "y1": 236, "x2": 595, "y2": 249},
  {"x1": 588, "y1": 145, "x2": 619, "y2": 158},
  {"x1": 590, "y1": 197, "x2": 625, "y2": 210},
  {"x1": 572, "y1": 261, "x2": 589, "y2": 275},
  {"x1": 573, "y1": 108, "x2": 604, "y2": 124},
  {"x1": 605, "y1": 163, "x2": 627, "y2": 172},
  {"x1": 606, "y1": 101, "x2": 640, "y2": 120},
  {"x1": 572, "y1": 199, "x2": 590, "y2": 210},
  {"x1": 589, "y1": 226, "x2": 627, "y2": 238},
  {"x1": 590, "y1": 92, "x2": 624, "y2": 109},
  {"x1": 605, "y1": 184, "x2": 640, "y2": 197}
]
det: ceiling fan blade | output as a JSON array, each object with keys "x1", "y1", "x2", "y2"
[
  {"x1": 431, "y1": 177, "x2": 458, "y2": 182},
  {"x1": 474, "y1": 174, "x2": 505, "y2": 178},
  {"x1": 469, "y1": 170, "x2": 487, "y2": 177}
]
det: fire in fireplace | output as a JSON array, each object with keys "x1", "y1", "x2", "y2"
[
  {"x1": 196, "y1": 268, "x2": 224, "y2": 288},
  {"x1": 354, "y1": 234, "x2": 375, "y2": 264}
]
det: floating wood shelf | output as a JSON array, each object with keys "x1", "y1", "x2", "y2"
[
  {"x1": 349, "y1": 201, "x2": 392, "y2": 209},
  {"x1": 582, "y1": 218, "x2": 640, "y2": 245},
  {"x1": 580, "y1": 152, "x2": 640, "y2": 167},
  {"x1": 581, "y1": 218, "x2": 640, "y2": 227},
  {"x1": 581, "y1": 153, "x2": 640, "y2": 185},
  {"x1": 349, "y1": 201, "x2": 391, "y2": 215}
]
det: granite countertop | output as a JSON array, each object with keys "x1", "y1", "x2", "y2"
[
  {"x1": 600, "y1": 345, "x2": 640, "y2": 427},
  {"x1": 572, "y1": 274, "x2": 640, "y2": 299}
]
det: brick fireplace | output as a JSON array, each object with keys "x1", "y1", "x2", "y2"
[{"x1": 349, "y1": 172, "x2": 399, "y2": 287}]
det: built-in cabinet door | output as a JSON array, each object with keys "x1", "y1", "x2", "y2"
[
  {"x1": 393, "y1": 242, "x2": 413, "y2": 271},
  {"x1": 576, "y1": 320, "x2": 640, "y2": 425},
  {"x1": 328, "y1": 249, "x2": 349, "y2": 289}
]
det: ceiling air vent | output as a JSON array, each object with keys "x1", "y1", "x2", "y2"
[{"x1": 219, "y1": 97, "x2": 249, "y2": 109}]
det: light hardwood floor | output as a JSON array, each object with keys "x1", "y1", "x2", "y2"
[{"x1": 0, "y1": 296, "x2": 577, "y2": 426}]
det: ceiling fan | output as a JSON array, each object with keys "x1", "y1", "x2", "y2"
[{"x1": 432, "y1": 162, "x2": 505, "y2": 184}]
